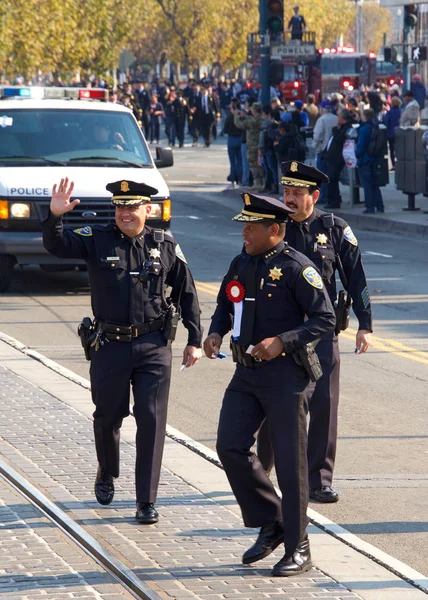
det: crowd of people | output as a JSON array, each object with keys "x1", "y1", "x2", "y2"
[
  {"x1": 105, "y1": 73, "x2": 427, "y2": 216},
  {"x1": 5, "y1": 70, "x2": 427, "y2": 216},
  {"x1": 217, "y1": 74, "x2": 426, "y2": 216}
]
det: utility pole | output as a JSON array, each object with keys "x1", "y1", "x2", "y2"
[
  {"x1": 259, "y1": 0, "x2": 270, "y2": 105},
  {"x1": 354, "y1": 0, "x2": 364, "y2": 53}
]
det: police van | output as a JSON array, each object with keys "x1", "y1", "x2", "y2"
[{"x1": 0, "y1": 86, "x2": 173, "y2": 291}]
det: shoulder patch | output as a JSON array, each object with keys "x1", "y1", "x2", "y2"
[
  {"x1": 175, "y1": 243, "x2": 187, "y2": 264},
  {"x1": 343, "y1": 225, "x2": 358, "y2": 246},
  {"x1": 302, "y1": 266, "x2": 323, "y2": 289},
  {"x1": 73, "y1": 226, "x2": 92, "y2": 237}
]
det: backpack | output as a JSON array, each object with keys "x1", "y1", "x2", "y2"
[
  {"x1": 367, "y1": 123, "x2": 387, "y2": 156},
  {"x1": 294, "y1": 133, "x2": 308, "y2": 161}
]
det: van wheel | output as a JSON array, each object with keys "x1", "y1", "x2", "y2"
[{"x1": 0, "y1": 255, "x2": 15, "y2": 292}]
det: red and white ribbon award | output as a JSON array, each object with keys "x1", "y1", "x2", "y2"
[{"x1": 226, "y1": 280, "x2": 245, "y2": 339}]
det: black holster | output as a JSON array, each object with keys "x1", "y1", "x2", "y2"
[
  {"x1": 163, "y1": 305, "x2": 180, "y2": 342},
  {"x1": 334, "y1": 290, "x2": 352, "y2": 336},
  {"x1": 292, "y1": 342, "x2": 323, "y2": 382},
  {"x1": 230, "y1": 339, "x2": 254, "y2": 369},
  {"x1": 77, "y1": 317, "x2": 95, "y2": 361}
]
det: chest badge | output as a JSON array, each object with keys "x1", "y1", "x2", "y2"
[
  {"x1": 316, "y1": 233, "x2": 328, "y2": 246},
  {"x1": 268, "y1": 266, "x2": 283, "y2": 281},
  {"x1": 149, "y1": 248, "x2": 161, "y2": 259}
]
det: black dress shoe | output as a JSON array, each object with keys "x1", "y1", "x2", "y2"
[
  {"x1": 94, "y1": 466, "x2": 114, "y2": 505},
  {"x1": 271, "y1": 535, "x2": 311, "y2": 577},
  {"x1": 309, "y1": 485, "x2": 339, "y2": 503},
  {"x1": 136, "y1": 503, "x2": 159, "y2": 524},
  {"x1": 242, "y1": 521, "x2": 284, "y2": 565}
]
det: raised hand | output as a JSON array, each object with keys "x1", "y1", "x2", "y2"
[{"x1": 50, "y1": 178, "x2": 80, "y2": 216}]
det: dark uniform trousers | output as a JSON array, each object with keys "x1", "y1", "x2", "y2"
[
  {"x1": 217, "y1": 358, "x2": 309, "y2": 556},
  {"x1": 257, "y1": 210, "x2": 372, "y2": 490},
  {"x1": 90, "y1": 330, "x2": 171, "y2": 503},
  {"x1": 257, "y1": 333, "x2": 340, "y2": 488}
]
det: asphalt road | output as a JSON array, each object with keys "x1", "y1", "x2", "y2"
[{"x1": 0, "y1": 138, "x2": 427, "y2": 576}]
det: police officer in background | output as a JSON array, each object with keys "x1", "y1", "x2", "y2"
[
  {"x1": 42, "y1": 178, "x2": 203, "y2": 524},
  {"x1": 257, "y1": 161, "x2": 372, "y2": 503},
  {"x1": 204, "y1": 193, "x2": 335, "y2": 576}
]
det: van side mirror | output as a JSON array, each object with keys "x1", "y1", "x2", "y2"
[{"x1": 154, "y1": 146, "x2": 174, "y2": 168}]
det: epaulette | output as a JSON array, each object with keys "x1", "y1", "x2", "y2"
[
  {"x1": 321, "y1": 212, "x2": 347, "y2": 231},
  {"x1": 92, "y1": 223, "x2": 114, "y2": 232},
  {"x1": 163, "y1": 229, "x2": 175, "y2": 243},
  {"x1": 283, "y1": 244, "x2": 313, "y2": 269}
]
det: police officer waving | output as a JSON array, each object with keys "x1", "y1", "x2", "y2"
[
  {"x1": 257, "y1": 161, "x2": 372, "y2": 503},
  {"x1": 204, "y1": 193, "x2": 335, "y2": 576},
  {"x1": 42, "y1": 178, "x2": 202, "y2": 524}
]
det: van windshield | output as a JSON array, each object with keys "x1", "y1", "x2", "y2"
[{"x1": 0, "y1": 109, "x2": 152, "y2": 166}]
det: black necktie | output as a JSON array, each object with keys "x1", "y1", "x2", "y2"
[
  {"x1": 293, "y1": 222, "x2": 307, "y2": 255},
  {"x1": 239, "y1": 256, "x2": 259, "y2": 346},
  {"x1": 129, "y1": 238, "x2": 144, "y2": 324}
]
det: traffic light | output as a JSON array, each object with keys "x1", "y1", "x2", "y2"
[
  {"x1": 384, "y1": 46, "x2": 397, "y2": 63},
  {"x1": 404, "y1": 4, "x2": 418, "y2": 29},
  {"x1": 267, "y1": 0, "x2": 284, "y2": 35}
]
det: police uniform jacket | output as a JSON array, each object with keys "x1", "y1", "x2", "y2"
[
  {"x1": 41, "y1": 214, "x2": 203, "y2": 347},
  {"x1": 285, "y1": 209, "x2": 372, "y2": 331},
  {"x1": 209, "y1": 241, "x2": 335, "y2": 353}
]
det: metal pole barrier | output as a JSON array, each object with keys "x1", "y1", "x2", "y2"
[{"x1": 403, "y1": 192, "x2": 420, "y2": 211}]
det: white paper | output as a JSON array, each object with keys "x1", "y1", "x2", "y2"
[
  {"x1": 232, "y1": 300, "x2": 243, "y2": 339},
  {"x1": 246, "y1": 345, "x2": 255, "y2": 354}
]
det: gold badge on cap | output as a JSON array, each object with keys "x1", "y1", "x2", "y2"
[
  {"x1": 120, "y1": 181, "x2": 130, "y2": 192},
  {"x1": 244, "y1": 193, "x2": 251, "y2": 206},
  {"x1": 269, "y1": 266, "x2": 283, "y2": 281},
  {"x1": 290, "y1": 162, "x2": 298, "y2": 172},
  {"x1": 316, "y1": 233, "x2": 328, "y2": 245}
]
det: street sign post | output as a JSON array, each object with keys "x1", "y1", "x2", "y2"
[{"x1": 271, "y1": 40, "x2": 316, "y2": 61}]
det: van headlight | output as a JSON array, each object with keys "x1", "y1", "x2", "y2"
[
  {"x1": 10, "y1": 203, "x2": 31, "y2": 218},
  {"x1": 148, "y1": 203, "x2": 162, "y2": 219}
]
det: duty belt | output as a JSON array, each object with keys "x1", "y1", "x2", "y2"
[{"x1": 98, "y1": 318, "x2": 164, "y2": 342}]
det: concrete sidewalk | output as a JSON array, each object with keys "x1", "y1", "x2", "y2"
[
  {"x1": 330, "y1": 173, "x2": 428, "y2": 239},
  {"x1": 0, "y1": 336, "x2": 426, "y2": 600}
]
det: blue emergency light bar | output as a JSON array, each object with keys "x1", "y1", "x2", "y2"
[{"x1": 0, "y1": 86, "x2": 108, "y2": 100}]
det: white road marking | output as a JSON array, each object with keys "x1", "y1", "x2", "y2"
[{"x1": 364, "y1": 251, "x2": 393, "y2": 258}]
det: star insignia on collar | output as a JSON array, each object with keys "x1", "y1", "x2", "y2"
[
  {"x1": 316, "y1": 233, "x2": 328, "y2": 245},
  {"x1": 149, "y1": 248, "x2": 161, "y2": 259},
  {"x1": 268, "y1": 266, "x2": 283, "y2": 281}
]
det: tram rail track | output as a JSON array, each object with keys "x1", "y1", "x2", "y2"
[{"x1": 0, "y1": 456, "x2": 162, "y2": 600}]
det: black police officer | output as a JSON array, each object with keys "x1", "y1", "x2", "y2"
[
  {"x1": 257, "y1": 161, "x2": 373, "y2": 503},
  {"x1": 204, "y1": 193, "x2": 335, "y2": 576},
  {"x1": 42, "y1": 178, "x2": 202, "y2": 524}
]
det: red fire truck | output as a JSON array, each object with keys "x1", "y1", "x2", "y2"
[{"x1": 319, "y1": 47, "x2": 377, "y2": 94}]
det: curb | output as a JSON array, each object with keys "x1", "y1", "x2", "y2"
[{"x1": 330, "y1": 209, "x2": 428, "y2": 238}]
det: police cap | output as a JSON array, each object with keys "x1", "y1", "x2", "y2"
[
  {"x1": 281, "y1": 161, "x2": 329, "y2": 188},
  {"x1": 106, "y1": 180, "x2": 159, "y2": 206},
  {"x1": 233, "y1": 192, "x2": 292, "y2": 223}
]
